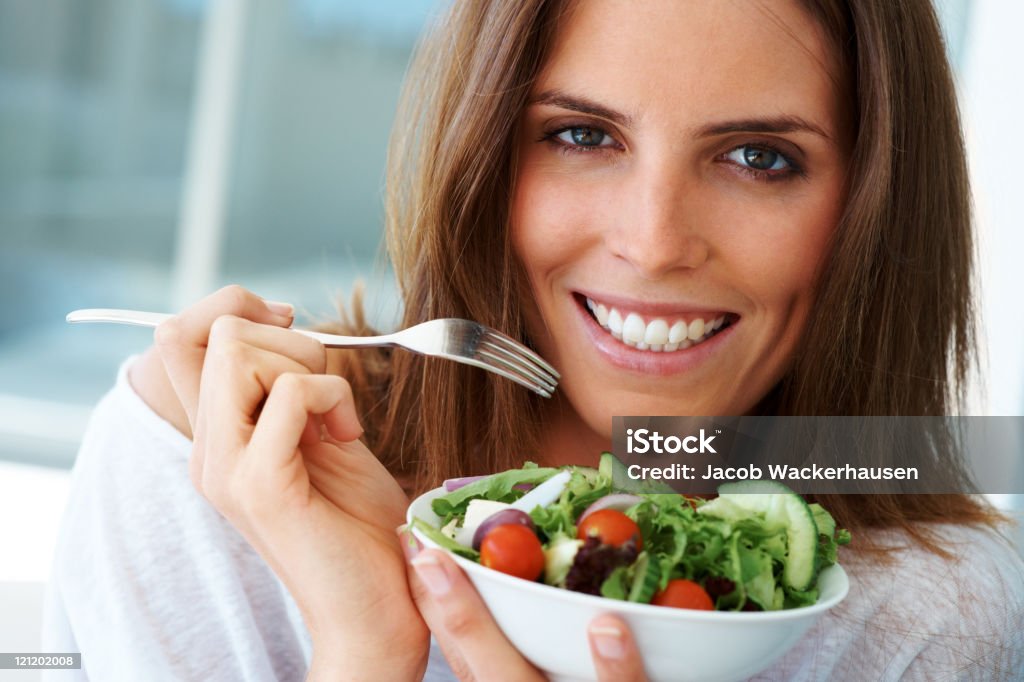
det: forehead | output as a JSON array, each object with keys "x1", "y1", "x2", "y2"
[{"x1": 536, "y1": 0, "x2": 843, "y2": 138}]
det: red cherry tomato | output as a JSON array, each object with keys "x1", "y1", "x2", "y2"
[
  {"x1": 576, "y1": 509, "x2": 643, "y2": 550},
  {"x1": 479, "y1": 524, "x2": 545, "y2": 581},
  {"x1": 652, "y1": 579, "x2": 715, "y2": 610}
]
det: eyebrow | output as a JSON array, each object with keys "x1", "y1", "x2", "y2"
[
  {"x1": 529, "y1": 90, "x2": 635, "y2": 128},
  {"x1": 696, "y1": 116, "x2": 833, "y2": 142},
  {"x1": 528, "y1": 89, "x2": 833, "y2": 142}
]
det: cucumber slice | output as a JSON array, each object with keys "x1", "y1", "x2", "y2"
[
  {"x1": 717, "y1": 481, "x2": 795, "y2": 495},
  {"x1": 627, "y1": 552, "x2": 662, "y2": 603},
  {"x1": 777, "y1": 494, "x2": 818, "y2": 591},
  {"x1": 698, "y1": 481, "x2": 819, "y2": 591}
]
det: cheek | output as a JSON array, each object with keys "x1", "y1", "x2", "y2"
[
  {"x1": 716, "y1": 188, "x2": 842, "y2": 316},
  {"x1": 782, "y1": 194, "x2": 844, "y2": 300},
  {"x1": 510, "y1": 163, "x2": 604, "y2": 285}
]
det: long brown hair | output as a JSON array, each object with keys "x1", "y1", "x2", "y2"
[{"x1": 327, "y1": 0, "x2": 1002, "y2": 553}]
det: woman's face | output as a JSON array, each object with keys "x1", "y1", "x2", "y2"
[{"x1": 511, "y1": 0, "x2": 849, "y2": 451}]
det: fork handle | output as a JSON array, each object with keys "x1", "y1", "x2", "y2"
[
  {"x1": 65, "y1": 308, "x2": 396, "y2": 349},
  {"x1": 67, "y1": 309, "x2": 173, "y2": 327}
]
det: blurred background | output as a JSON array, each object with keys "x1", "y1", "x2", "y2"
[{"x1": 0, "y1": 0, "x2": 1022, "y2": 668}]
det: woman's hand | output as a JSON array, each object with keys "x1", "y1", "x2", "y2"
[
  {"x1": 145, "y1": 286, "x2": 430, "y2": 679},
  {"x1": 400, "y1": 535, "x2": 650, "y2": 682}
]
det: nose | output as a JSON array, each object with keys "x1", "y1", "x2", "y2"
[{"x1": 605, "y1": 158, "x2": 711, "y2": 278}]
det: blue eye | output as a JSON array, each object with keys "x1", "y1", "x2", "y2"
[
  {"x1": 726, "y1": 145, "x2": 792, "y2": 172},
  {"x1": 554, "y1": 126, "x2": 615, "y2": 149}
]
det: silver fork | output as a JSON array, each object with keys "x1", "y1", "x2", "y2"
[{"x1": 66, "y1": 308, "x2": 559, "y2": 397}]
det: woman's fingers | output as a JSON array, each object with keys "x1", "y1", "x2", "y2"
[
  {"x1": 398, "y1": 535, "x2": 650, "y2": 682},
  {"x1": 196, "y1": 370, "x2": 360, "y2": 530},
  {"x1": 397, "y1": 531, "x2": 472, "y2": 678},
  {"x1": 250, "y1": 373, "x2": 363, "y2": 471},
  {"x1": 406, "y1": 548, "x2": 545, "y2": 682},
  {"x1": 588, "y1": 615, "x2": 648, "y2": 682},
  {"x1": 192, "y1": 343, "x2": 312, "y2": 495},
  {"x1": 154, "y1": 285, "x2": 296, "y2": 433},
  {"x1": 207, "y1": 313, "x2": 326, "y2": 374},
  {"x1": 187, "y1": 313, "x2": 329, "y2": 490}
]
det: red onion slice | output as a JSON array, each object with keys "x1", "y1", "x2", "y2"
[
  {"x1": 443, "y1": 475, "x2": 487, "y2": 492},
  {"x1": 578, "y1": 494, "x2": 644, "y2": 524},
  {"x1": 472, "y1": 509, "x2": 536, "y2": 550}
]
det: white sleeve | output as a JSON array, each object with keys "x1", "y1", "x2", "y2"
[
  {"x1": 899, "y1": 527, "x2": 1024, "y2": 681},
  {"x1": 40, "y1": 357, "x2": 313, "y2": 682},
  {"x1": 753, "y1": 524, "x2": 1024, "y2": 682}
]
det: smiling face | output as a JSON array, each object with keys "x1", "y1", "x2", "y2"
[{"x1": 511, "y1": 0, "x2": 851, "y2": 463}]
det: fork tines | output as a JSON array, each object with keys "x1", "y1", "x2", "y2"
[{"x1": 475, "y1": 330, "x2": 559, "y2": 398}]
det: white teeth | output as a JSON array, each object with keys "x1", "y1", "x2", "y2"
[
  {"x1": 669, "y1": 321, "x2": 688, "y2": 344},
  {"x1": 587, "y1": 298, "x2": 610, "y2": 326},
  {"x1": 622, "y1": 313, "x2": 646, "y2": 344},
  {"x1": 608, "y1": 308, "x2": 624, "y2": 336},
  {"x1": 643, "y1": 319, "x2": 670, "y2": 345},
  {"x1": 584, "y1": 296, "x2": 730, "y2": 353}
]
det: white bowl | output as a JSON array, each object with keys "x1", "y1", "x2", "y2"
[{"x1": 408, "y1": 485, "x2": 849, "y2": 682}]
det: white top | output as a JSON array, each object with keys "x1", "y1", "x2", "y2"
[{"x1": 42, "y1": 358, "x2": 1024, "y2": 681}]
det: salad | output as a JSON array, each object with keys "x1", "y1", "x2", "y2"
[{"x1": 412, "y1": 454, "x2": 851, "y2": 611}]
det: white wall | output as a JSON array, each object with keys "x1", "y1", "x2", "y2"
[{"x1": 962, "y1": 1, "x2": 1024, "y2": 416}]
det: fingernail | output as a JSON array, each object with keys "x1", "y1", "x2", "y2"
[
  {"x1": 264, "y1": 300, "x2": 294, "y2": 317},
  {"x1": 411, "y1": 553, "x2": 452, "y2": 596},
  {"x1": 396, "y1": 524, "x2": 422, "y2": 562},
  {"x1": 590, "y1": 625, "x2": 625, "y2": 660}
]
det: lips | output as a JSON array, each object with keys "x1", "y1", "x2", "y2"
[{"x1": 578, "y1": 293, "x2": 736, "y2": 352}]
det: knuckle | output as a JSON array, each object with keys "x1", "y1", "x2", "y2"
[
  {"x1": 208, "y1": 333, "x2": 249, "y2": 368},
  {"x1": 441, "y1": 603, "x2": 478, "y2": 639},
  {"x1": 283, "y1": 334, "x2": 324, "y2": 373},
  {"x1": 208, "y1": 314, "x2": 245, "y2": 344},
  {"x1": 217, "y1": 284, "x2": 251, "y2": 311},
  {"x1": 272, "y1": 371, "x2": 307, "y2": 397},
  {"x1": 306, "y1": 338, "x2": 328, "y2": 373},
  {"x1": 326, "y1": 374, "x2": 354, "y2": 403},
  {"x1": 337, "y1": 375, "x2": 354, "y2": 399},
  {"x1": 153, "y1": 317, "x2": 183, "y2": 350}
]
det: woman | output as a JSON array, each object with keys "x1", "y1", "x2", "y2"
[{"x1": 44, "y1": 0, "x2": 1023, "y2": 680}]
